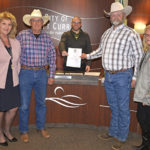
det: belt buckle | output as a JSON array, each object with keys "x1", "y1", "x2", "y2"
[
  {"x1": 34, "y1": 66, "x2": 41, "y2": 70},
  {"x1": 108, "y1": 70, "x2": 115, "y2": 74},
  {"x1": 108, "y1": 70, "x2": 113, "y2": 74}
]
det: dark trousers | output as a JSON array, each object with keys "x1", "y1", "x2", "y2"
[{"x1": 137, "y1": 102, "x2": 150, "y2": 134}]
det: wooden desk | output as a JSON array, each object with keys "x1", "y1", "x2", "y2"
[{"x1": 13, "y1": 75, "x2": 140, "y2": 133}]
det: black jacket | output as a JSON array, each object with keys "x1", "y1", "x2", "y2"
[{"x1": 59, "y1": 29, "x2": 92, "y2": 72}]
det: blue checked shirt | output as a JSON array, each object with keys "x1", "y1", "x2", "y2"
[
  {"x1": 87, "y1": 24, "x2": 143, "y2": 80},
  {"x1": 17, "y1": 29, "x2": 56, "y2": 78}
]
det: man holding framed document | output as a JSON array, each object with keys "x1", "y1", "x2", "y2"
[{"x1": 59, "y1": 16, "x2": 92, "y2": 73}]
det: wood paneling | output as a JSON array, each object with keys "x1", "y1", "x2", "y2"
[
  {"x1": 13, "y1": 83, "x2": 141, "y2": 133},
  {"x1": 128, "y1": 0, "x2": 150, "y2": 27}
]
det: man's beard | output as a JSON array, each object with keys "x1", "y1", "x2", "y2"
[
  {"x1": 111, "y1": 18, "x2": 125, "y2": 26},
  {"x1": 71, "y1": 27, "x2": 81, "y2": 32},
  {"x1": 111, "y1": 21, "x2": 121, "y2": 26}
]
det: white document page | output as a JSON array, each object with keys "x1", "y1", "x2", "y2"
[{"x1": 66, "y1": 48, "x2": 82, "y2": 68}]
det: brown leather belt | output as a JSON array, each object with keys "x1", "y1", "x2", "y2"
[
  {"x1": 106, "y1": 69, "x2": 129, "y2": 74},
  {"x1": 21, "y1": 65, "x2": 47, "y2": 70}
]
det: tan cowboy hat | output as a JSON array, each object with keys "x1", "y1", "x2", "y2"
[
  {"x1": 104, "y1": 2, "x2": 132, "y2": 16},
  {"x1": 23, "y1": 9, "x2": 49, "y2": 26}
]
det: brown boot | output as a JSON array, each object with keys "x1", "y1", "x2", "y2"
[
  {"x1": 20, "y1": 133, "x2": 29, "y2": 143},
  {"x1": 39, "y1": 129, "x2": 50, "y2": 138},
  {"x1": 112, "y1": 140, "x2": 125, "y2": 150},
  {"x1": 98, "y1": 133, "x2": 113, "y2": 140}
]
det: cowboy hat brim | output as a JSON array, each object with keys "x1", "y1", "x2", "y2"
[
  {"x1": 104, "y1": 6, "x2": 132, "y2": 17},
  {"x1": 23, "y1": 15, "x2": 49, "y2": 26}
]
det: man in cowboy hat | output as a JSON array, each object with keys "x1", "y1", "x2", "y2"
[
  {"x1": 81, "y1": 2, "x2": 143, "y2": 150},
  {"x1": 17, "y1": 9, "x2": 56, "y2": 143}
]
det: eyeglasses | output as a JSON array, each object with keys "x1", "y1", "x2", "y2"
[
  {"x1": 31, "y1": 19, "x2": 43, "y2": 22},
  {"x1": 72, "y1": 22, "x2": 81, "y2": 24},
  {"x1": 144, "y1": 34, "x2": 150, "y2": 38}
]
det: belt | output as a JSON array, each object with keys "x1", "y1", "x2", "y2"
[
  {"x1": 106, "y1": 69, "x2": 129, "y2": 74},
  {"x1": 21, "y1": 65, "x2": 48, "y2": 70}
]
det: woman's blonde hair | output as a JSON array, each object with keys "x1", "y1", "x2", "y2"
[
  {"x1": 143, "y1": 25, "x2": 150, "y2": 52},
  {"x1": 0, "y1": 11, "x2": 17, "y2": 38}
]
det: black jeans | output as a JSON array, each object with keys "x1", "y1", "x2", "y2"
[{"x1": 137, "y1": 102, "x2": 150, "y2": 134}]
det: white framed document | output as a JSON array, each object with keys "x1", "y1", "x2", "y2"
[{"x1": 66, "y1": 48, "x2": 82, "y2": 68}]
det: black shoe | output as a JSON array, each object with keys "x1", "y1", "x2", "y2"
[
  {"x1": 8, "y1": 137, "x2": 17, "y2": 142},
  {"x1": 135, "y1": 144, "x2": 145, "y2": 150},
  {"x1": 0, "y1": 141, "x2": 8, "y2": 146},
  {"x1": 133, "y1": 143, "x2": 150, "y2": 150},
  {"x1": 4, "y1": 134, "x2": 17, "y2": 142}
]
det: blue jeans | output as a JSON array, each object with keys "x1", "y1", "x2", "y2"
[
  {"x1": 19, "y1": 69, "x2": 48, "y2": 133},
  {"x1": 104, "y1": 69, "x2": 132, "y2": 142}
]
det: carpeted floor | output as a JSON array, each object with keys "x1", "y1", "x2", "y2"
[{"x1": 0, "y1": 124, "x2": 141, "y2": 150}]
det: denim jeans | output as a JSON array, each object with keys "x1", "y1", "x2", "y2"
[
  {"x1": 19, "y1": 68, "x2": 48, "y2": 133},
  {"x1": 104, "y1": 69, "x2": 132, "y2": 142}
]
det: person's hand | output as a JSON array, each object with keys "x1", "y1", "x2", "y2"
[
  {"x1": 62, "y1": 51, "x2": 68, "y2": 56},
  {"x1": 99, "y1": 68, "x2": 104, "y2": 80},
  {"x1": 131, "y1": 80, "x2": 136, "y2": 88},
  {"x1": 48, "y1": 78, "x2": 54, "y2": 85},
  {"x1": 81, "y1": 53, "x2": 87, "y2": 59},
  {"x1": 142, "y1": 102, "x2": 146, "y2": 106},
  {"x1": 85, "y1": 65, "x2": 90, "y2": 72}
]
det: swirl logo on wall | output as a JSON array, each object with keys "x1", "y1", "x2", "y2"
[{"x1": 45, "y1": 86, "x2": 86, "y2": 108}]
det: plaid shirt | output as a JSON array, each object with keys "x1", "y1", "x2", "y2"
[
  {"x1": 17, "y1": 29, "x2": 56, "y2": 78},
  {"x1": 87, "y1": 24, "x2": 143, "y2": 80}
]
